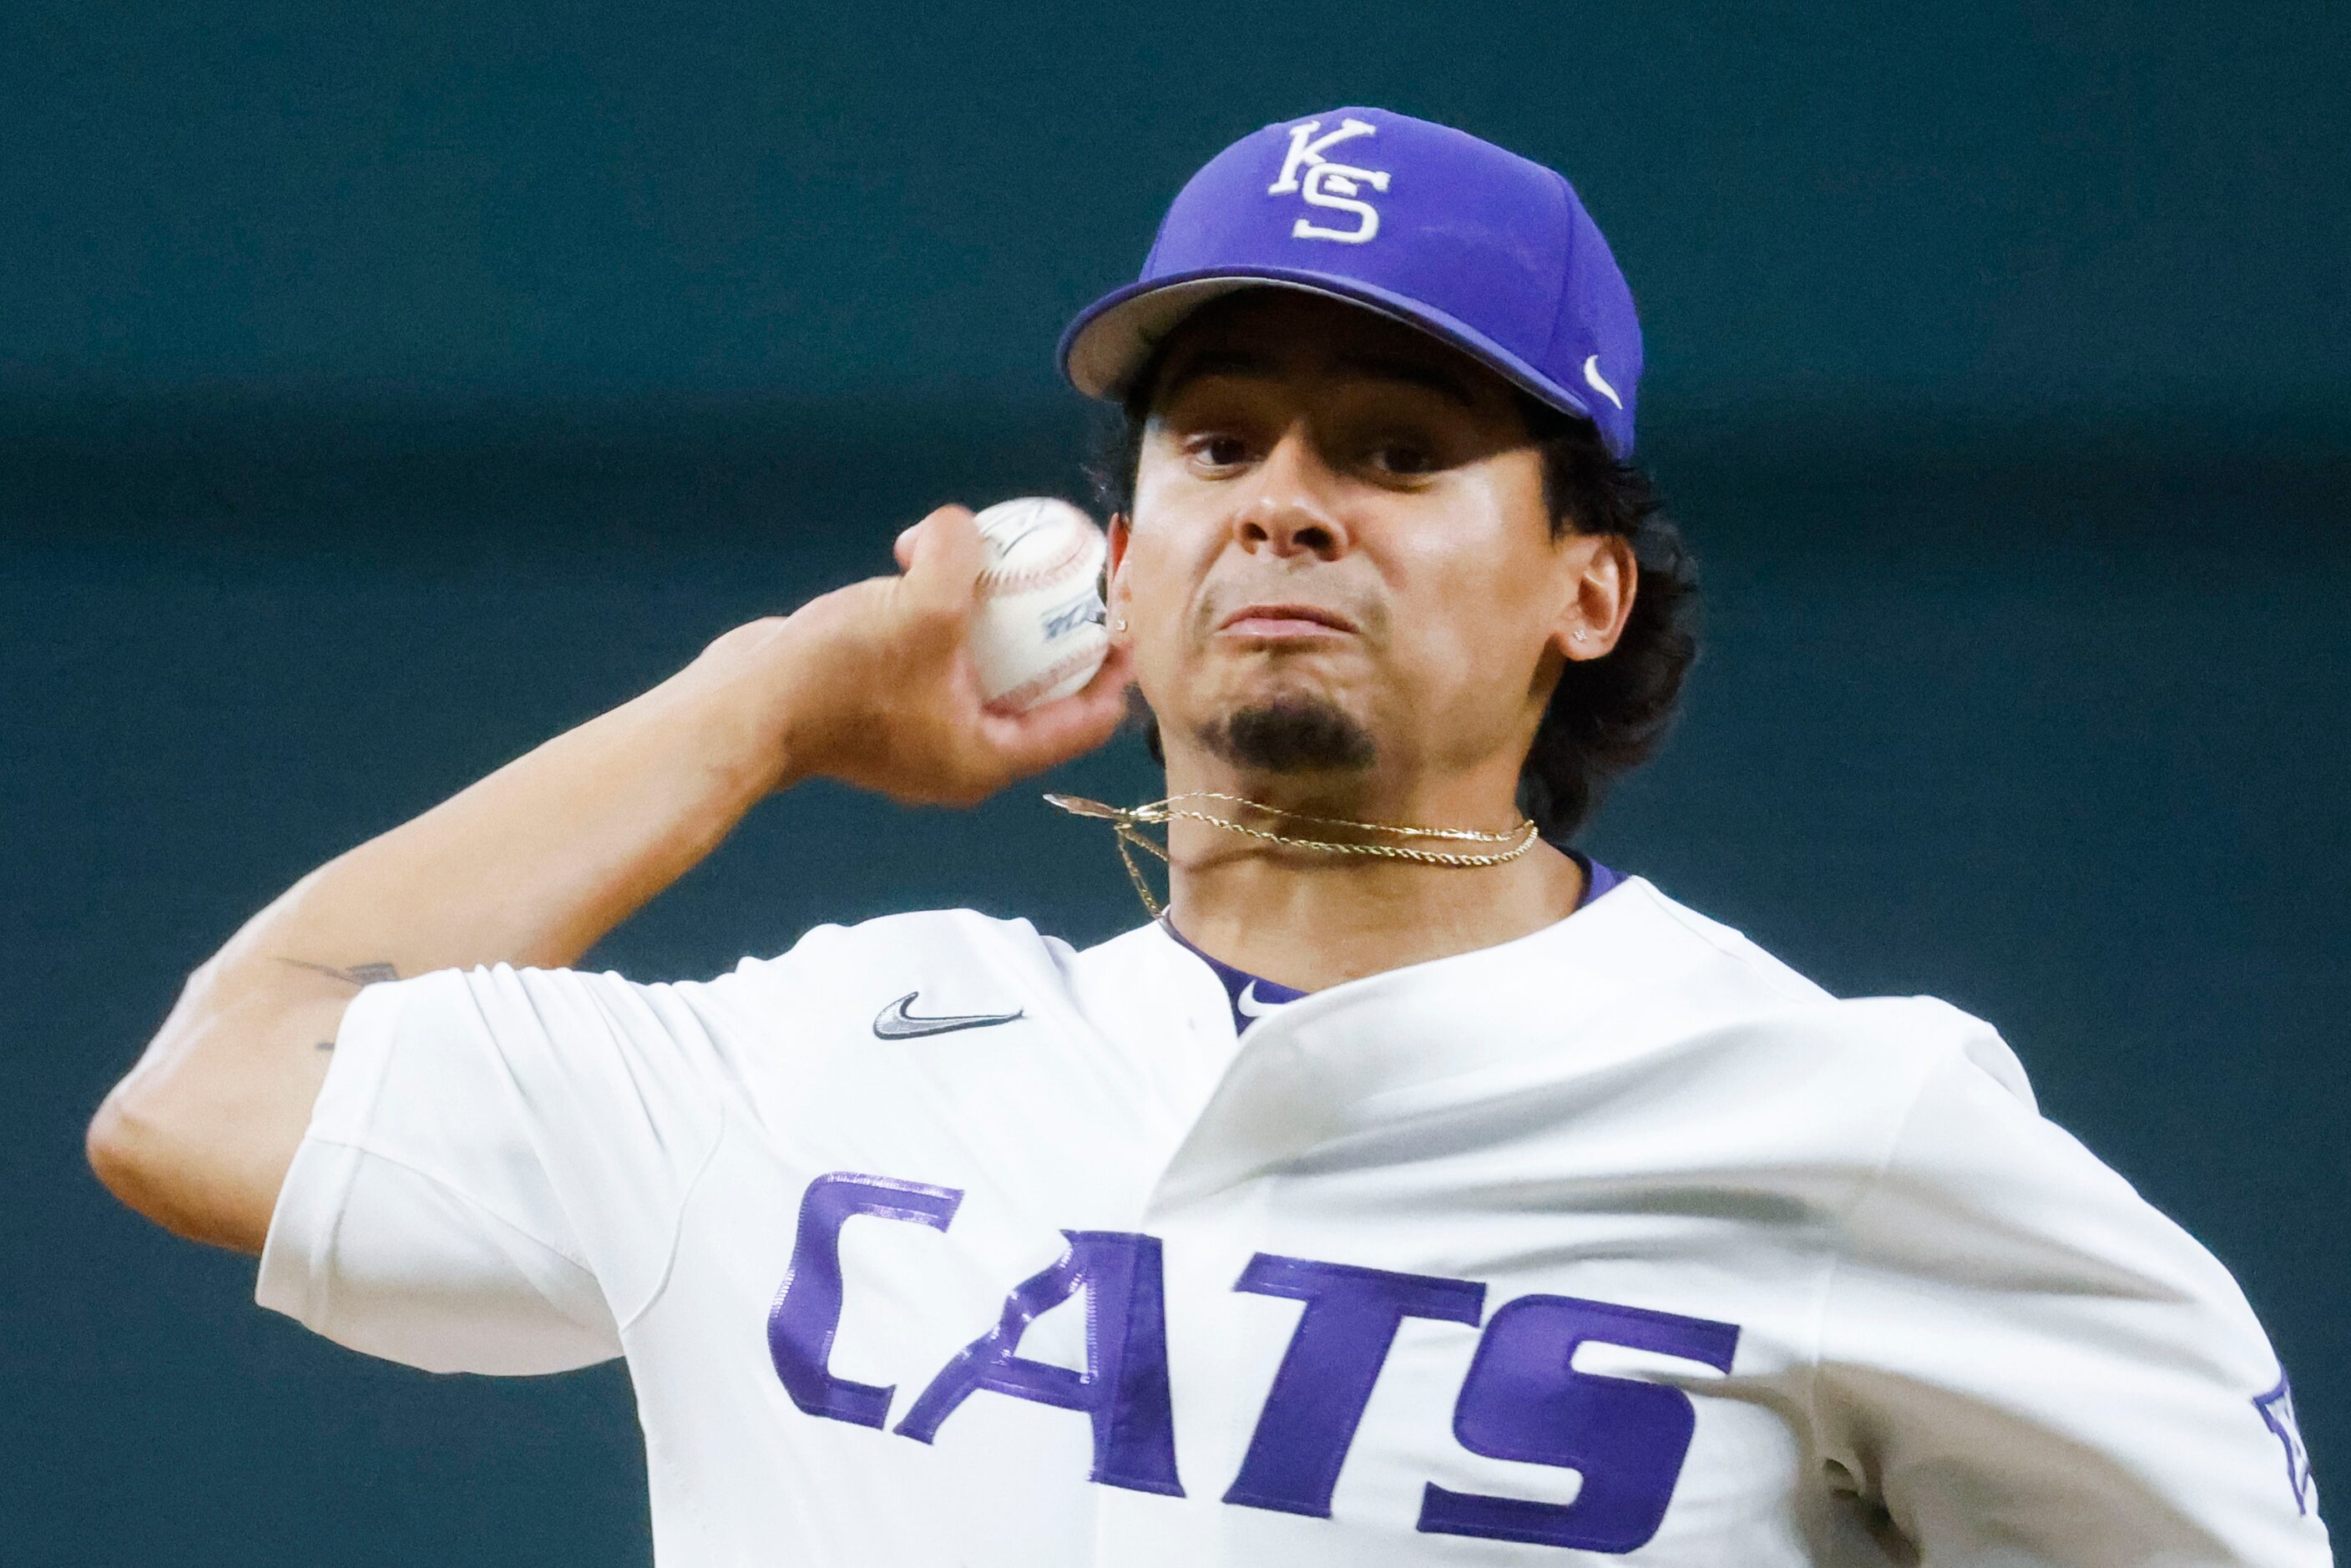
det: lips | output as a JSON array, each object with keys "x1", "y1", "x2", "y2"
[{"x1": 1216, "y1": 602, "x2": 1359, "y2": 635}]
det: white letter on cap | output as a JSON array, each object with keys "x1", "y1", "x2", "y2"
[
  {"x1": 1267, "y1": 118, "x2": 1378, "y2": 195},
  {"x1": 1293, "y1": 164, "x2": 1391, "y2": 244}
]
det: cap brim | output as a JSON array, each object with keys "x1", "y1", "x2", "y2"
[{"x1": 1058, "y1": 267, "x2": 1602, "y2": 432}]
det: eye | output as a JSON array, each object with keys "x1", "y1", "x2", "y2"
[
  {"x1": 1369, "y1": 440, "x2": 1436, "y2": 476},
  {"x1": 1188, "y1": 433, "x2": 1251, "y2": 469}
]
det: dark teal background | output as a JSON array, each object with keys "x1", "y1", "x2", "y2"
[{"x1": 3, "y1": 2, "x2": 2343, "y2": 1561}]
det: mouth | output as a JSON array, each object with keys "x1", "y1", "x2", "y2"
[{"x1": 1215, "y1": 602, "x2": 1360, "y2": 640}]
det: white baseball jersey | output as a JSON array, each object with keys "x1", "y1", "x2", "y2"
[{"x1": 258, "y1": 874, "x2": 2329, "y2": 1565}]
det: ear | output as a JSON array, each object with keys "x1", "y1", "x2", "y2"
[
  {"x1": 1105, "y1": 512, "x2": 1134, "y2": 639},
  {"x1": 1550, "y1": 533, "x2": 1637, "y2": 662}
]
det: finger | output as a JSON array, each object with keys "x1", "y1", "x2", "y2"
[
  {"x1": 973, "y1": 642, "x2": 1135, "y2": 776},
  {"x1": 895, "y1": 506, "x2": 983, "y2": 630},
  {"x1": 892, "y1": 525, "x2": 919, "y2": 571}
]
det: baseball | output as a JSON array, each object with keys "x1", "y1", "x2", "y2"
[{"x1": 966, "y1": 496, "x2": 1110, "y2": 711}]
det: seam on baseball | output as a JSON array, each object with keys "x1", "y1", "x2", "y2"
[
  {"x1": 988, "y1": 637, "x2": 1108, "y2": 711},
  {"x1": 976, "y1": 529, "x2": 1098, "y2": 597}
]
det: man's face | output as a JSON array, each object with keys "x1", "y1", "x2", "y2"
[{"x1": 1106, "y1": 290, "x2": 1608, "y2": 791}]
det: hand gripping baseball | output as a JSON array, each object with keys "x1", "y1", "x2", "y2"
[{"x1": 737, "y1": 504, "x2": 1132, "y2": 806}]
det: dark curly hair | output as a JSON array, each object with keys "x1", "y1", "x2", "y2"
[{"x1": 1089, "y1": 357, "x2": 1701, "y2": 843}]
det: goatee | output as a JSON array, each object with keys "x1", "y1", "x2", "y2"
[{"x1": 1196, "y1": 695, "x2": 1377, "y2": 774}]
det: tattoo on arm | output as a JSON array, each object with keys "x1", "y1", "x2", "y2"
[
  {"x1": 280, "y1": 959, "x2": 401, "y2": 1051},
  {"x1": 280, "y1": 959, "x2": 400, "y2": 989}
]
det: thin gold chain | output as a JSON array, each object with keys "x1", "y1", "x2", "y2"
[
  {"x1": 1043, "y1": 792, "x2": 1542, "y2": 918},
  {"x1": 1147, "y1": 791, "x2": 1530, "y2": 843}
]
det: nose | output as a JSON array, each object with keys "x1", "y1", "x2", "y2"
[{"x1": 1233, "y1": 424, "x2": 1348, "y2": 560}]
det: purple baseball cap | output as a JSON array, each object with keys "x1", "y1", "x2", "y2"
[{"x1": 1059, "y1": 108, "x2": 1644, "y2": 458}]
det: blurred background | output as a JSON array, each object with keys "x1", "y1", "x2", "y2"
[{"x1": 3, "y1": 1, "x2": 2343, "y2": 1561}]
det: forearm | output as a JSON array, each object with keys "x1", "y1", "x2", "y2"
[
  {"x1": 90, "y1": 618, "x2": 803, "y2": 1251},
  {"x1": 242, "y1": 635, "x2": 789, "y2": 979}
]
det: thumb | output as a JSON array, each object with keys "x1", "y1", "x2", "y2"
[{"x1": 895, "y1": 505, "x2": 985, "y2": 629}]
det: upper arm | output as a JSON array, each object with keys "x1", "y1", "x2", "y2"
[
  {"x1": 253, "y1": 960, "x2": 735, "y2": 1373},
  {"x1": 1813, "y1": 1033, "x2": 2328, "y2": 1564}
]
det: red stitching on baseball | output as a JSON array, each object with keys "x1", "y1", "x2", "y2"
[
  {"x1": 976, "y1": 524, "x2": 1099, "y2": 597},
  {"x1": 987, "y1": 635, "x2": 1108, "y2": 711}
]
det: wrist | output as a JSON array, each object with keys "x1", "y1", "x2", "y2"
[{"x1": 666, "y1": 611, "x2": 842, "y2": 797}]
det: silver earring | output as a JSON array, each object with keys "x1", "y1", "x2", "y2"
[{"x1": 1115, "y1": 614, "x2": 1130, "y2": 632}]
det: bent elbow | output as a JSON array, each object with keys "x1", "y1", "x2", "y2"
[
  {"x1": 87, "y1": 1086, "x2": 181, "y2": 1227},
  {"x1": 85, "y1": 1083, "x2": 273, "y2": 1255},
  {"x1": 89, "y1": 958, "x2": 335, "y2": 1254},
  {"x1": 87, "y1": 1085, "x2": 171, "y2": 1222}
]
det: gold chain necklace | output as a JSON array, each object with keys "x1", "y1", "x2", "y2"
[{"x1": 1044, "y1": 790, "x2": 1542, "y2": 918}]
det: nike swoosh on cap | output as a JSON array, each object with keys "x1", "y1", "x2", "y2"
[
  {"x1": 872, "y1": 992, "x2": 1026, "y2": 1039},
  {"x1": 1582, "y1": 355, "x2": 1625, "y2": 411}
]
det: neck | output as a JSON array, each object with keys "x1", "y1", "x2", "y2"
[{"x1": 1155, "y1": 757, "x2": 1585, "y2": 992}]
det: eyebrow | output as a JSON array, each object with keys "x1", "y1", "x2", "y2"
[
  {"x1": 1330, "y1": 352, "x2": 1480, "y2": 411},
  {"x1": 1150, "y1": 347, "x2": 1268, "y2": 408},
  {"x1": 1151, "y1": 346, "x2": 1482, "y2": 412}
]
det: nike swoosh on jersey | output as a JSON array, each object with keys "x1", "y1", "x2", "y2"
[
  {"x1": 872, "y1": 991, "x2": 1026, "y2": 1039},
  {"x1": 1235, "y1": 980, "x2": 1288, "y2": 1019}
]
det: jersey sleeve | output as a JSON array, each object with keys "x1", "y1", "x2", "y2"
[
  {"x1": 1812, "y1": 1014, "x2": 2329, "y2": 1565},
  {"x1": 256, "y1": 959, "x2": 753, "y2": 1376}
]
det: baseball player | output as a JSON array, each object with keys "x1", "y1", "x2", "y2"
[{"x1": 90, "y1": 109, "x2": 2327, "y2": 1565}]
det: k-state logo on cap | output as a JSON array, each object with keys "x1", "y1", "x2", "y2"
[{"x1": 1267, "y1": 119, "x2": 1390, "y2": 245}]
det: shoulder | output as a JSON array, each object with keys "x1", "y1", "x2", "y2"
[
  {"x1": 355, "y1": 910, "x2": 1087, "y2": 1102},
  {"x1": 720, "y1": 907, "x2": 1079, "y2": 1001},
  {"x1": 1594, "y1": 877, "x2": 2037, "y2": 1117},
  {"x1": 1610, "y1": 877, "x2": 2005, "y2": 1036},
  {"x1": 1602, "y1": 888, "x2": 2208, "y2": 1290},
  {"x1": 758, "y1": 905, "x2": 1069, "y2": 964},
  {"x1": 1609, "y1": 876, "x2": 1837, "y2": 1004},
  {"x1": 372, "y1": 908, "x2": 1076, "y2": 1044}
]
